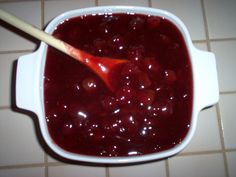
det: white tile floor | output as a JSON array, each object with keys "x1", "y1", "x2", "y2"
[{"x1": 0, "y1": 0, "x2": 236, "y2": 177}]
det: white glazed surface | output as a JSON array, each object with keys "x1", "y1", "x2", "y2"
[{"x1": 16, "y1": 6, "x2": 219, "y2": 164}]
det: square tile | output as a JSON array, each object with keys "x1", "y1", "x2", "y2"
[
  {"x1": 0, "y1": 167, "x2": 44, "y2": 177},
  {"x1": 151, "y1": 0, "x2": 206, "y2": 40},
  {"x1": 204, "y1": 0, "x2": 236, "y2": 39},
  {"x1": 44, "y1": 0, "x2": 96, "y2": 25},
  {"x1": 169, "y1": 153, "x2": 226, "y2": 177},
  {"x1": 0, "y1": 52, "x2": 28, "y2": 107},
  {"x1": 210, "y1": 41, "x2": 236, "y2": 92},
  {"x1": 182, "y1": 107, "x2": 221, "y2": 153},
  {"x1": 109, "y1": 161, "x2": 166, "y2": 177},
  {"x1": 0, "y1": 1, "x2": 41, "y2": 51},
  {"x1": 219, "y1": 94, "x2": 236, "y2": 149},
  {"x1": 98, "y1": 0, "x2": 149, "y2": 7},
  {"x1": 226, "y1": 151, "x2": 236, "y2": 177},
  {"x1": 0, "y1": 109, "x2": 45, "y2": 166},
  {"x1": 48, "y1": 165, "x2": 106, "y2": 177}
]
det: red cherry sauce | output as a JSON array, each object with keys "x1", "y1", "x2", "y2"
[{"x1": 44, "y1": 13, "x2": 193, "y2": 157}]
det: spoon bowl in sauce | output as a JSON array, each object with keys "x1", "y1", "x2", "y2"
[{"x1": 0, "y1": 9, "x2": 127, "y2": 91}]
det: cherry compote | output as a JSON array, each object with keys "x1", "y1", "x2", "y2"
[{"x1": 44, "y1": 13, "x2": 193, "y2": 157}]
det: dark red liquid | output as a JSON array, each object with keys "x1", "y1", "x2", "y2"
[{"x1": 44, "y1": 13, "x2": 193, "y2": 157}]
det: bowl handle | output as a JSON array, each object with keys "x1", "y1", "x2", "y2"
[
  {"x1": 16, "y1": 52, "x2": 39, "y2": 113},
  {"x1": 192, "y1": 47, "x2": 219, "y2": 110}
]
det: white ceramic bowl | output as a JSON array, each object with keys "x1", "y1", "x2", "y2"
[{"x1": 16, "y1": 6, "x2": 219, "y2": 164}]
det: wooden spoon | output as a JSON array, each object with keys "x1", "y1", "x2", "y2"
[{"x1": 0, "y1": 9, "x2": 127, "y2": 91}]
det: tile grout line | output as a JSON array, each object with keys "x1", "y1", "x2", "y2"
[
  {"x1": 200, "y1": 0, "x2": 210, "y2": 50},
  {"x1": 105, "y1": 166, "x2": 110, "y2": 177},
  {"x1": 0, "y1": 163, "x2": 47, "y2": 170},
  {"x1": 193, "y1": 38, "x2": 236, "y2": 43},
  {"x1": 179, "y1": 150, "x2": 224, "y2": 156},
  {"x1": 95, "y1": 0, "x2": 98, "y2": 6},
  {"x1": 215, "y1": 103, "x2": 230, "y2": 177},
  {"x1": 0, "y1": 0, "x2": 23, "y2": 3},
  {"x1": 165, "y1": 159, "x2": 170, "y2": 177},
  {"x1": 44, "y1": 153, "x2": 49, "y2": 177},
  {"x1": 0, "y1": 49, "x2": 34, "y2": 54},
  {"x1": 201, "y1": 1, "x2": 229, "y2": 177},
  {"x1": 225, "y1": 148, "x2": 236, "y2": 152},
  {"x1": 0, "y1": 162, "x2": 63, "y2": 170},
  {"x1": 148, "y1": 0, "x2": 152, "y2": 7},
  {"x1": 210, "y1": 37, "x2": 236, "y2": 42},
  {"x1": 41, "y1": 0, "x2": 45, "y2": 29},
  {"x1": 220, "y1": 91, "x2": 236, "y2": 95},
  {"x1": 0, "y1": 106, "x2": 10, "y2": 110}
]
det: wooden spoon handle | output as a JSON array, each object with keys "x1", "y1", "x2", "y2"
[{"x1": 0, "y1": 9, "x2": 78, "y2": 59}]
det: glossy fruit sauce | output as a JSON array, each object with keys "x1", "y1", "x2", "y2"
[{"x1": 44, "y1": 13, "x2": 193, "y2": 157}]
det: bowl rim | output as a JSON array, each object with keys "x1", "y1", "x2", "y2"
[{"x1": 34, "y1": 6, "x2": 199, "y2": 164}]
